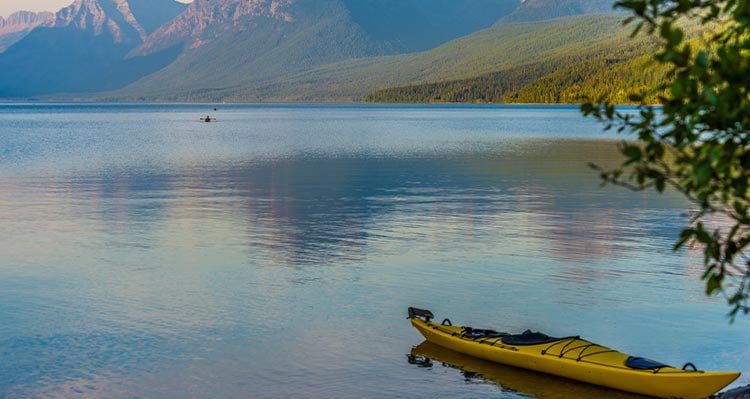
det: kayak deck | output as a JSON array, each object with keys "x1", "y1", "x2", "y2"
[{"x1": 409, "y1": 308, "x2": 740, "y2": 399}]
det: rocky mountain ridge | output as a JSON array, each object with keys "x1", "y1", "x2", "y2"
[
  {"x1": 53, "y1": 0, "x2": 148, "y2": 44},
  {"x1": 0, "y1": 11, "x2": 54, "y2": 52},
  {"x1": 0, "y1": 11, "x2": 53, "y2": 34},
  {"x1": 132, "y1": 0, "x2": 295, "y2": 57},
  {"x1": 0, "y1": 0, "x2": 186, "y2": 96}
]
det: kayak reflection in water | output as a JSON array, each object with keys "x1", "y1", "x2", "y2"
[{"x1": 408, "y1": 341, "x2": 650, "y2": 399}]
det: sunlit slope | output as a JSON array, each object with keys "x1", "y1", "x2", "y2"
[
  {"x1": 366, "y1": 22, "x2": 663, "y2": 104},
  {"x1": 368, "y1": 19, "x2": 715, "y2": 104},
  {"x1": 113, "y1": 13, "x2": 638, "y2": 102}
]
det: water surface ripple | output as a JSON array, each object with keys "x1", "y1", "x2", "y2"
[{"x1": 0, "y1": 104, "x2": 748, "y2": 399}]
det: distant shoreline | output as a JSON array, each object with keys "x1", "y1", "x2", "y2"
[{"x1": 0, "y1": 99, "x2": 650, "y2": 107}]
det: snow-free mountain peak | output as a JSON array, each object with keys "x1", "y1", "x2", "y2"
[
  {"x1": 0, "y1": 0, "x2": 186, "y2": 97},
  {"x1": 0, "y1": 11, "x2": 53, "y2": 31},
  {"x1": 54, "y1": 0, "x2": 149, "y2": 43},
  {"x1": 132, "y1": 0, "x2": 296, "y2": 57},
  {"x1": 0, "y1": 11, "x2": 54, "y2": 52}
]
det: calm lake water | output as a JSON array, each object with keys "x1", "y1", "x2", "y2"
[{"x1": 0, "y1": 104, "x2": 748, "y2": 399}]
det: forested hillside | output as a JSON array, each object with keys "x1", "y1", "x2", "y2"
[
  {"x1": 364, "y1": 16, "x2": 714, "y2": 104},
  {"x1": 113, "y1": 14, "x2": 639, "y2": 102},
  {"x1": 365, "y1": 36, "x2": 666, "y2": 104}
]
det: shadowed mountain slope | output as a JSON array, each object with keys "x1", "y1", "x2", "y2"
[
  {"x1": 343, "y1": 0, "x2": 520, "y2": 53},
  {"x1": 0, "y1": 0, "x2": 185, "y2": 97},
  {"x1": 0, "y1": 11, "x2": 53, "y2": 53},
  {"x1": 127, "y1": 0, "x2": 187, "y2": 35},
  {"x1": 500, "y1": 0, "x2": 616, "y2": 23}
]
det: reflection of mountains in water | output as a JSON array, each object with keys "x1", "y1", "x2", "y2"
[
  {"x1": 41, "y1": 138, "x2": 683, "y2": 270},
  {"x1": 408, "y1": 341, "x2": 650, "y2": 399}
]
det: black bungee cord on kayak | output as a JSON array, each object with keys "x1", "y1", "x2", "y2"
[
  {"x1": 540, "y1": 336, "x2": 580, "y2": 356},
  {"x1": 683, "y1": 362, "x2": 698, "y2": 371},
  {"x1": 561, "y1": 341, "x2": 617, "y2": 362}
]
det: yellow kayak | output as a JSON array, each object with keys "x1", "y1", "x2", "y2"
[{"x1": 408, "y1": 307, "x2": 740, "y2": 399}]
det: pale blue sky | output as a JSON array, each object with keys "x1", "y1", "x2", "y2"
[{"x1": 0, "y1": 0, "x2": 192, "y2": 18}]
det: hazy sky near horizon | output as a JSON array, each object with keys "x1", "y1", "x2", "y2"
[{"x1": 0, "y1": 0, "x2": 192, "y2": 18}]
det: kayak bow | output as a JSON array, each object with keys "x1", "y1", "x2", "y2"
[{"x1": 408, "y1": 307, "x2": 740, "y2": 399}]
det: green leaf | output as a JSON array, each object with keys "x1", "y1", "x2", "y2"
[
  {"x1": 674, "y1": 229, "x2": 695, "y2": 251},
  {"x1": 628, "y1": 93, "x2": 643, "y2": 102},
  {"x1": 696, "y1": 51, "x2": 709, "y2": 68},
  {"x1": 659, "y1": 21, "x2": 684, "y2": 45},
  {"x1": 655, "y1": 178, "x2": 665, "y2": 192},
  {"x1": 695, "y1": 164, "x2": 712, "y2": 186},
  {"x1": 623, "y1": 145, "x2": 642, "y2": 162},
  {"x1": 706, "y1": 273, "x2": 723, "y2": 296}
]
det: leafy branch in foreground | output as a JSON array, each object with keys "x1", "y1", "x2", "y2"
[{"x1": 582, "y1": 0, "x2": 750, "y2": 319}]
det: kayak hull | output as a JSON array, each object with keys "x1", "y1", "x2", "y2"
[{"x1": 411, "y1": 317, "x2": 739, "y2": 399}]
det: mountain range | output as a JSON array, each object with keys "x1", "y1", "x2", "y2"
[
  {"x1": 0, "y1": 0, "x2": 648, "y2": 102},
  {"x1": 0, "y1": 0, "x2": 186, "y2": 96},
  {"x1": 0, "y1": 11, "x2": 53, "y2": 53}
]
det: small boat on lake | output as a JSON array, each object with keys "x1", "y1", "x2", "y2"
[
  {"x1": 408, "y1": 307, "x2": 740, "y2": 399},
  {"x1": 200, "y1": 115, "x2": 216, "y2": 122}
]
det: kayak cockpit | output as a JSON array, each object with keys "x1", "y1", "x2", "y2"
[{"x1": 502, "y1": 330, "x2": 563, "y2": 345}]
